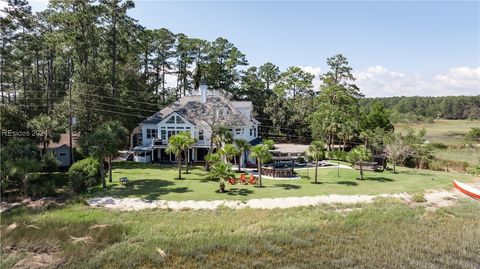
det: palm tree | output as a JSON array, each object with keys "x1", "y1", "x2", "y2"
[
  {"x1": 3, "y1": 137, "x2": 39, "y2": 163},
  {"x1": 205, "y1": 152, "x2": 222, "y2": 168},
  {"x1": 221, "y1": 143, "x2": 239, "y2": 165},
  {"x1": 348, "y1": 145, "x2": 372, "y2": 180},
  {"x1": 166, "y1": 134, "x2": 188, "y2": 179},
  {"x1": 28, "y1": 114, "x2": 62, "y2": 156},
  {"x1": 178, "y1": 132, "x2": 196, "y2": 174},
  {"x1": 209, "y1": 161, "x2": 234, "y2": 192},
  {"x1": 212, "y1": 125, "x2": 233, "y2": 150},
  {"x1": 307, "y1": 140, "x2": 325, "y2": 184},
  {"x1": 101, "y1": 121, "x2": 128, "y2": 182},
  {"x1": 206, "y1": 125, "x2": 233, "y2": 171},
  {"x1": 262, "y1": 139, "x2": 275, "y2": 150},
  {"x1": 89, "y1": 128, "x2": 113, "y2": 189},
  {"x1": 234, "y1": 139, "x2": 250, "y2": 172},
  {"x1": 250, "y1": 144, "x2": 272, "y2": 187}
]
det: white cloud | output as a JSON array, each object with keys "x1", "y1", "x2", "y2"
[
  {"x1": 355, "y1": 66, "x2": 480, "y2": 97},
  {"x1": 29, "y1": 0, "x2": 49, "y2": 13},
  {"x1": 165, "y1": 73, "x2": 177, "y2": 88},
  {"x1": 0, "y1": 1, "x2": 9, "y2": 16},
  {"x1": 299, "y1": 66, "x2": 322, "y2": 91}
]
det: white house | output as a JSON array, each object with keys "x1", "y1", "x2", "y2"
[{"x1": 132, "y1": 85, "x2": 260, "y2": 164}]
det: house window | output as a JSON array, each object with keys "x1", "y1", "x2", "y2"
[
  {"x1": 250, "y1": 128, "x2": 253, "y2": 136},
  {"x1": 199, "y1": 130, "x2": 204, "y2": 140},
  {"x1": 176, "y1": 116, "x2": 185, "y2": 124},
  {"x1": 166, "y1": 117, "x2": 175, "y2": 124},
  {"x1": 161, "y1": 130, "x2": 166, "y2": 140},
  {"x1": 146, "y1": 129, "x2": 158, "y2": 139},
  {"x1": 59, "y1": 153, "x2": 66, "y2": 156},
  {"x1": 235, "y1": 129, "x2": 241, "y2": 135},
  {"x1": 253, "y1": 128, "x2": 256, "y2": 137}
]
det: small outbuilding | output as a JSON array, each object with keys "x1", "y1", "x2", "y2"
[{"x1": 40, "y1": 133, "x2": 78, "y2": 168}]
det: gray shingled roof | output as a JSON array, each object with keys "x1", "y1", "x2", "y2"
[{"x1": 143, "y1": 93, "x2": 258, "y2": 127}]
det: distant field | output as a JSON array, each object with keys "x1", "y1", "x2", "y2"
[
  {"x1": 395, "y1": 119, "x2": 479, "y2": 145},
  {"x1": 395, "y1": 120, "x2": 480, "y2": 168},
  {"x1": 434, "y1": 147, "x2": 479, "y2": 167}
]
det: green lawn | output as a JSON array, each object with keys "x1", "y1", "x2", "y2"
[
  {"x1": 395, "y1": 119, "x2": 480, "y2": 145},
  {"x1": 2, "y1": 199, "x2": 479, "y2": 268},
  {"x1": 88, "y1": 161, "x2": 475, "y2": 201}
]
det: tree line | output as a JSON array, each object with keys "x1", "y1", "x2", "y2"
[{"x1": 360, "y1": 96, "x2": 480, "y2": 123}]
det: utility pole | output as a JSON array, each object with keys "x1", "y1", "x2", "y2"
[{"x1": 69, "y1": 76, "x2": 74, "y2": 166}]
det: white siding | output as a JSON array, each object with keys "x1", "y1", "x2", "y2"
[
  {"x1": 141, "y1": 123, "x2": 157, "y2": 145},
  {"x1": 157, "y1": 113, "x2": 195, "y2": 144}
]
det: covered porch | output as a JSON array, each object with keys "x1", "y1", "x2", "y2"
[{"x1": 133, "y1": 145, "x2": 210, "y2": 164}]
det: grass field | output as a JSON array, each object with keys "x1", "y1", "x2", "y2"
[
  {"x1": 434, "y1": 147, "x2": 479, "y2": 167},
  {"x1": 395, "y1": 119, "x2": 480, "y2": 168},
  {"x1": 2, "y1": 199, "x2": 479, "y2": 268},
  {"x1": 395, "y1": 119, "x2": 479, "y2": 145},
  {"x1": 86, "y1": 161, "x2": 474, "y2": 201}
]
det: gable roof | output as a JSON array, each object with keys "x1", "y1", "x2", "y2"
[{"x1": 39, "y1": 133, "x2": 79, "y2": 149}]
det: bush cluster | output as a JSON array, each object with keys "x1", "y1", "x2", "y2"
[{"x1": 68, "y1": 157, "x2": 101, "y2": 193}]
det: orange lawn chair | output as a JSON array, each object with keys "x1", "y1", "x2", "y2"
[
  {"x1": 239, "y1": 174, "x2": 246, "y2": 184},
  {"x1": 249, "y1": 174, "x2": 256, "y2": 185}
]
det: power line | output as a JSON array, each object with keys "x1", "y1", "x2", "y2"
[
  {"x1": 258, "y1": 131, "x2": 363, "y2": 145},
  {"x1": 81, "y1": 99, "x2": 158, "y2": 114},
  {"x1": 2, "y1": 103, "x2": 149, "y2": 119},
  {"x1": 71, "y1": 103, "x2": 148, "y2": 119},
  {"x1": 77, "y1": 92, "x2": 160, "y2": 107}
]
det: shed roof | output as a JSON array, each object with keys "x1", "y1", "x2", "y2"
[{"x1": 39, "y1": 133, "x2": 79, "y2": 149}]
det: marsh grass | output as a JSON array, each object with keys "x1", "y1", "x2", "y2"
[
  {"x1": 434, "y1": 148, "x2": 479, "y2": 167},
  {"x1": 395, "y1": 120, "x2": 480, "y2": 145},
  {"x1": 1, "y1": 199, "x2": 479, "y2": 268}
]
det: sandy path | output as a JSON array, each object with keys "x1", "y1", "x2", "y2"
[
  {"x1": 87, "y1": 186, "x2": 477, "y2": 211},
  {"x1": 88, "y1": 193, "x2": 412, "y2": 211}
]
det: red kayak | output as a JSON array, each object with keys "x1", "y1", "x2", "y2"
[{"x1": 453, "y1": 180, "x2": 480, "y2": 199}]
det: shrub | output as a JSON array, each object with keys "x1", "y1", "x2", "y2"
[
  {"x1": 24, "y1": 174, "x2": 56, "y2": 198},
  {"x1": 41, "y1": 152, "x2": 60, "y2": 173},
  {"x1": 467, "y1": 165, "x2": 480, "y2": 176},
  {"x1": 430, "y1": 142, "x2": 448, "y2": 150},
  {"x1": 327, "y1": 150, "x2": 348, "y2": 162},
  {"x1": 68, "y1": 157, "x2": 101, "y2": 193},
  {"x1": 412, "y1": 193, "x2": 426, "y2": 203}
]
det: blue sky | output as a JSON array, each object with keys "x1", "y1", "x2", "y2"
[{"x1": 26, "y1": 1, "x2": 480, "y2": 96}]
